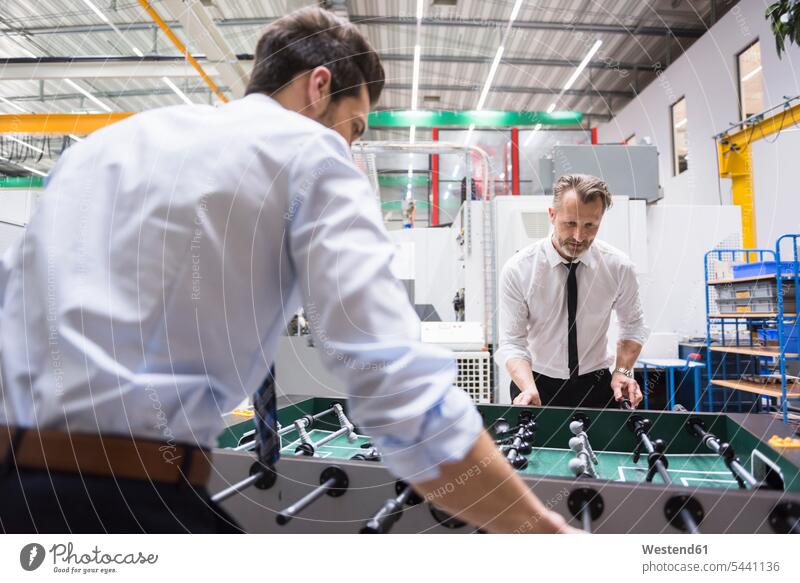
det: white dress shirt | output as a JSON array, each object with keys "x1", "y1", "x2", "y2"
[
  {"x1": 0, "y1": 94, "x2": 481, "y2": 482},
  {"x1": 495, "y1": 236, "x2": 649, "y2": 379}
]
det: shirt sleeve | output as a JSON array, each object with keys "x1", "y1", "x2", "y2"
[
  {"x1": 493, "y1": 259, "x2": 532, "y2": 368},
  {"x1": 614, "y1": 261, "x2": 650, "y2": 345},
  {"x1": 286, "y1": 131, "x2": 482, "y2": 483}
]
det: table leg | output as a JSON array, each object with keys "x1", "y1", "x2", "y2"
[
  {"x1": 693, "y1": 367, "x2": 701, "y2": 412},
  {"x1": 668, "y1": 367, "x2": 675, "y2": 411}
]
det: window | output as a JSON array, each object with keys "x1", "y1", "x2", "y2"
[
  {"x1": 738, "y1": 40, "x2": 763, "y2": 120},
  {"x1": 671, "y1": 97, "x2": 688, "y2": 175}
]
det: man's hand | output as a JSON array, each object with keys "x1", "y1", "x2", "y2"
[
  {"x1": 412, "y1": 431, "x2": 582, "y2": 533},
  {"x1": 611, "y1": 372, "x2": 643, "y2": 407},
  {"x1": 513, "y1": 388, "x2": 542, "y2": 406}
]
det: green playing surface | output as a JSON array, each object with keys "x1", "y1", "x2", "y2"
[{"x1": 280, "y1": 429, "x2": 740, "y2": 489}]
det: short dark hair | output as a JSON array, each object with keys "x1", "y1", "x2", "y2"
[
  {"x1": 553, "y1": 174, "x2": 613, "y2": 211},
  {"x1": 245, "y1": 7, "x2": 385, "y2": 106}
]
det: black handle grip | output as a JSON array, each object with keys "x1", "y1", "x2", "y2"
[
  {"x1": 360, "y1": 486, "x2": 413, "y2": 534},
  {"x1": 360, "y1": 498, "x2": 404, "y2": 534}
]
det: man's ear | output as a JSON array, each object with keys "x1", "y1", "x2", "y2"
[
  {"x1": 306, "y1": 66, "x2": 332, "y2": 117},
  {"x1": 548, "y1": 207, "x2": 556, "y2": 224}
]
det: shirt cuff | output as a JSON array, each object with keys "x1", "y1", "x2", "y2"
[
  {"x1": 493, "y1": 344, "x2": 531, "y2": 369},
  {"x1": 618, "y1": 324, "x2": 651, "y2": 346},
  {"x1": 371, "y1": 387, "x2": 483, "y2": 483}
]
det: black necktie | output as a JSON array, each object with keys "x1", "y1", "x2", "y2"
[{"x1": 565, "y1": 262, "x2": 579, "y2": 380}]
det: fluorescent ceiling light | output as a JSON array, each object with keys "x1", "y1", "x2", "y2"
[
  {"x1": 464, "y1": 123, "x2": 476, "y2": 145},
  {"x1": 509, "y1": 0, "x2": 525, "y2": 23},
  {"x1": 82, "y1": 0, "x2": 143, "y2": 56},
  {"x1": 22, "y1": 165, "x2": 47, "y2": 177},
  {"x1": 476, "y1": 46, "x2": 504, "y2": 111},
  {"x1": 563, "y1": 40, "x2": 602, "y2": 92},
  {"x1": 64, "y1": 79, "x2": 113, "y2": 112},
  {"x1": 162, "y1": 77, "x2": 194, "y2": 105},
  {"x1": 523, "y1": 123, "x2": 543, "y2": 146},
  {"x1": 411, "y1": 45, "x2": 421, "y2": 110},
  {"x1": 82, "y1": 0, "x2": 111, "y2": 24},
  {"x1": 7, "y1": 136, "x2": 45, "y2": 154},
  {"x1": 0, "y1": 96, "x2": 27, "y2": 113},
  {"x1": 546, "y1": 103, "x2": 556, "y2": 113},
  {"x1": 741, "y1": 65, "x2": 762, "y2": 83},
  {"x1": 411, "y1": 0, "x2": 424, "y2": 143}
]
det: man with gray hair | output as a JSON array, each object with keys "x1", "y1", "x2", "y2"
[{"x1": 495, "y1": 174, "x2": 649, "y2": 408}]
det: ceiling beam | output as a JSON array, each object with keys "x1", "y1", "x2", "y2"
[
  {"x1": 7, "y1": 86, "x2": 221, "y2": 103},
  {"x1": 5, "y1": 83, "x2": 630, "y2": 104},
  {"x1": 351, "y1": 15, "x2": 706, "y2": 38},
  {"x1": 159, "y1": 0, "x2": 248, "y2": 98},
  {"x1": 384, "y1": 83, "x2": 634, "y2": 100},
  {"x1": 381, "y1": 52, "x2": 657, "y2": 72},
  {"x1": 4, "y1": 86, "x2": 613, "y2": 123},
  {"x1": 0, "y1": 53, "x2": 658, "y2": 82},
  {"x1": 0, "y1": 59, "x2": 209, "y2": 80},
  {"x1": 3, "y1": 15, "x2": 705, "y2": 38}
]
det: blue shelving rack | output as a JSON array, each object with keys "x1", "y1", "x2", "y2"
[{"x1": 704, "y1": 241, "x2": 800, "y2": 424}]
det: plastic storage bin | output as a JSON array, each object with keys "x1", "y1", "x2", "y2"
[
  {"x1": 758, "y1": 325, "x2": 800, "y2": 353},
  {"x1": 732, "y1": 261, "x2": 800, "y2": 279}
]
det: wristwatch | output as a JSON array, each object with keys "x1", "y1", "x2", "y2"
[{"x1": 613, "y1": 367, "x2": 634, "y2": 379}]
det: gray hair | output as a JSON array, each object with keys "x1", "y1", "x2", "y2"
[{"x1": 553, "y1": 174, "x2": 613, "y2": 211}]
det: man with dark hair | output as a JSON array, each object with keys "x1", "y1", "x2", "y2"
[
  {"x1": 0, "y1": 7, "x2": 573, "y2": 534},
  {"x1": 496, "y1": 174, "x2": 649, "y2": 409}
]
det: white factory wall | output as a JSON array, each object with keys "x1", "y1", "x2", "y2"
[
  {"x1": 752, "y1": 131, "x2": 800, "y2": 249},
  {"x1": 642, "y1": 204, "x2": 742, "y2": 340},
  {"x1": 598, "y1": 0, "x2": 800, "y2": 246},
  {"x1": 0, "y1": 188, "x2": 39, "y2": 256}
]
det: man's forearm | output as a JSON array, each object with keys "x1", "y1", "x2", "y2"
[
  {"x1": 615, "y1": 340, "x2": 643, "y2": 369},
  {"x1": 506, "y1": 357, "x2": 535, "y2": 393},
  {"x1": 412, "y1": 430, "x2": 569, "y2": 533}
]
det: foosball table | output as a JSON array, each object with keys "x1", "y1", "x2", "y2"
[{"x1": 210, "y1": 396, "x2": 800, "y2": 534}]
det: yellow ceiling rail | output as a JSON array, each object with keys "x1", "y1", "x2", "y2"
[
  {"x1": 137, "y1": 0, "x2": 228, "y2": 103},
  {"x1": 717, "y1": 97, "x2": 800, "y2": 249},
  {"x1": 0, "y1": 113, "x2": 134, "y2": 134}
]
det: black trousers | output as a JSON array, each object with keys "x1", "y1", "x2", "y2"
[
  {"x1": 0, "y1": 469, "x2": 242, "y2": 533},
  {"x1": 510, "y1": 368, "x2": 616, "y2": 409}
]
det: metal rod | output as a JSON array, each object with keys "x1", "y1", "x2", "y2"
[
  {"x1": 234, "y1": 405, "x2": 339, "y2": 451},
  {"x1": 790, "y1": 517, "x2": 800, "y2": 535},
  {"x1": 690, "y1": 422, "x2": 759, "y2": 488},
  {"x1": 636, "y1": 431, "x2": 699, "y2": 534},
  {"x1": 361, "y1": 487, "x2": 414, "y2": 534},
  {"x1": 210, "y1": 473, "x2": 261, "y2": 504},
  {"x1": 680, "y1": 510, "x2": 699, "y2": 534},
  {"x1": 276, "y1": 477, "x2": 337, "y2": 525},
  {"x1": 310, "y1": 425, "x2": 349, "y2": 449},
  {"x1": 638, "y1": 432, "x2": 671, "y2": 484},
  {"x1": 581, "y1": 504, "x2": 592, "y2": 532}
]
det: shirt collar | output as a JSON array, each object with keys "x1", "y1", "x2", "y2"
[
  {"x1": 545, "y1": 235, "x2": 596, "y2": 270},
  {"x1": 244, "y1": 92, "x2": 281, "y2": 109}
]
